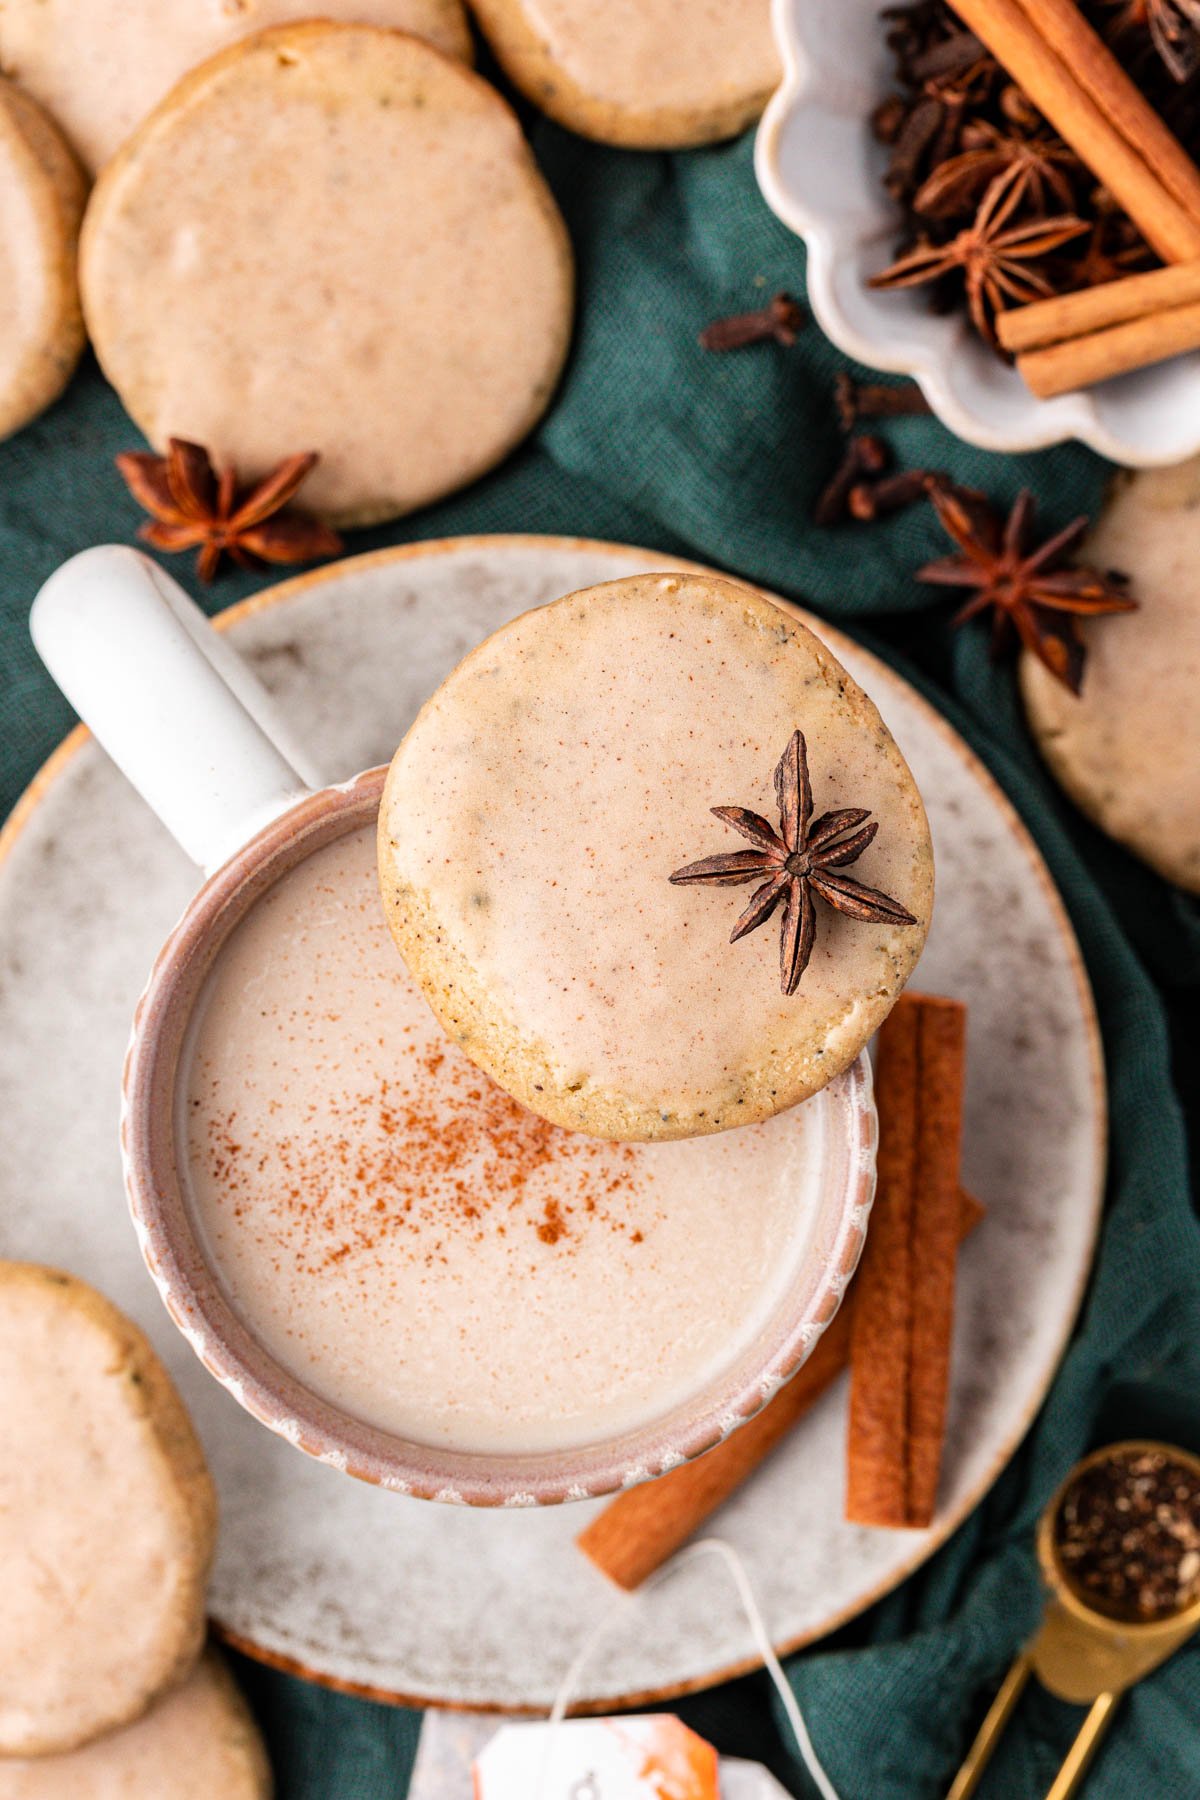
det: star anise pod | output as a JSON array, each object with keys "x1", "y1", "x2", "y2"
[
  {"x1": 1098, "y1": 0, "x2": 1200, "y2": 81},
  {"x1": 1068, "y1": 204, "x2": 1155, "y2": 287},
  {"x1": 669, "y1": 731, "x2": 918, "y2": 995},
  {"x1": 116, "y1": 439, "x2": 343, "y2": 582},
  {"x1": 919, "y1": 484, "x2": 1138, "y2": 694},
  {"x1": 912, "y1": 123, "x2": 1081, "y2": 218},
  {"x1": 870, "y1": 164, "x2": 1089, "y2": 345}
]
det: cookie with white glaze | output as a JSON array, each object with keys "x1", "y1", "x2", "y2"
[
  {"x1": 379, "y1": 573, "x2": 933, "y2": 1141},
  {"x1": 0, "y1": 76, "x2": 85, "y2": 443},
  {"x1": 0, "y1": 1263, "x2": 216, "y2": 1757},
  {"x1": 0, "y1": 0, "x2": 472, "y2": 173},
  {"x1": 80, "y1": 23, "x2": 574, "y2": 527},
  {"x1": 469, "y1": 0, "x2": 780, "y2": 147},
  {"x1": 1022, "y1": 462, "x2": 1200, "y2": 894},
  {"x1": 0, "y1": 1655, "x2": 271, "y2": 1798}
]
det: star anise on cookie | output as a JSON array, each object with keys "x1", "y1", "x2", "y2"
[
  {"x1": 919, "y1": 483, "x2": 1137, "y2": 694},
  {"x1": 669, "y1": 730, "x2": 918, "y2": 995},
  {"x1": 117, "y1": 439, "x2": 343, "y2": 582}
]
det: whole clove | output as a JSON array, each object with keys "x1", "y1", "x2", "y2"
[
  {"x1": 909, "y1": 26, "x2": 987, "y2": 83},
  {"x1": 883, "y1": 93, "x2": 946, "y2": 201},
  {"x1": 700, "y1": 292, "x2": 807, "y2": 351},
  {"x1": 873, "y1": 94, "x2": 909, "y2": 144},
  {"x1": 848, "y1": 467, "x2": 948, "y2": 519},
  {"x1": 813, "y1": 435, "x2": 891, "y2": 526},
  {"x1": 834, "y1": 372, "x2": 933, "y2": 431}
]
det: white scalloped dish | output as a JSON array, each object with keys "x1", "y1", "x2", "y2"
[{"x1": 755, "y1": 0, "x2": 1200, "y2": 465}]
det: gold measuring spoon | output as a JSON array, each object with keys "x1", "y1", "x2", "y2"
[{"x1": 948, "y1": 1440, "x2": 1200, "y2": 1800}]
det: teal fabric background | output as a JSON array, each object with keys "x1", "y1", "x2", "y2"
[{"x1": 2, "y1": 101, "x2": 1198, "y2": 1799}]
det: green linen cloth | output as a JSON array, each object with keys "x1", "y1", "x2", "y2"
[{"x1": 2, "y1": 112, "x2": 1198, "y2": 1799}]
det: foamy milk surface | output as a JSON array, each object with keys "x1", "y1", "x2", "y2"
[{"x1": 181, "y1": 828, "x2": 826, "y2": 1454}]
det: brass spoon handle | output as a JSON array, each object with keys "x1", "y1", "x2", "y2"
[
  {"x1": 1044, "y1": 1691, "x2": 1120, "y2": 1800},
  {"x1": 945, "y1": 1652, "x2": 1033, "y2": 1800}
]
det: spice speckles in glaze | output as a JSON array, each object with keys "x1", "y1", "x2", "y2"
[
  {"x1": 378, "y1": 573, "x2": 934, "y2": 1140},
  {"x1": 180, "y1": 827, "x2": 838, "y2": 1456},
  {"x1": 79, "y1": 22, "x2": 573, "y2": 526},
  {"x1": 0, "y1": 0, "x2": 473, "y2": 174}
]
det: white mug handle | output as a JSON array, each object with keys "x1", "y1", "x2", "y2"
[{"x1": 31, "y1": 545, "x2": 315, "y2": 874}]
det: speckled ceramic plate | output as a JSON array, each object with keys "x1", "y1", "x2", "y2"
[{"x1": 0, "y1": 537, "x2": 1104, "y2": 1712}]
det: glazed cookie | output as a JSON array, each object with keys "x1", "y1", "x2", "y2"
[
  {"x1": 0, "y1": 1655, "x2": 271, "y2": 1799},
  {"x1": 0, "y1": 76, "x2": 85, "y2": 443},
  {"x1": 80, "y1": 24, "x2": 574, "y2": 527},
  {"x1": 0, "y1": 0, "x2": 472, "y2": 173},
  {"x1": 379, "y1": 573, "x2": 933, "y2": 1141},
  {"x1": 468, "y1": 0, "x2": 780, "y2": 147},
  {"x1": 1022, "y1": 463, "x2": 1200, "y2": 894},
  {"x1": 0, "y1": 1264, "x2": 216, "y2": 1757}
]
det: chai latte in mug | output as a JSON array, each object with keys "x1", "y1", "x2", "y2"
[{"x1": 179, "y1": 827, "x2": 829, "y2": 1455}]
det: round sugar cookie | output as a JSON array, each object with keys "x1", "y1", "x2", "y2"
[
  {"x1": 0, "y1": 1655, "x2": 271, "y2": 1799},
  {"x1": 0, "y1": 0, "x2": 473, "y2": 173},
  {"x1": 0, "y1": 1263, "x2": 216, "y2": 1757},
  {"x1": 79, "y1": 24, "x2": 574, "y2": 527},
  {"x1": 379, "y1": 573, "x2": 934, "y2": 1141},
  {"x1": 468, "y1": 0, "x2": 780, "y2": 147},
  {"x1": 0, "y1": 76, "x2": 86, "y2": 444},
  {"x1": 1021, "y1": 463, "x2": 1200, "y2": 894}
]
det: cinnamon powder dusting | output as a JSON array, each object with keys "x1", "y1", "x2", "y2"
[
  {"x1": 179, "y1": 827, "x2": 824, "y2": 1455},
  {"x1": 197, "y1": 1034, "x2": 644, "y2": 1277}
]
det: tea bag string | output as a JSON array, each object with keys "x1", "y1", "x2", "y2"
[{"x1": 544, "y1": 1536, "x2": 841, "y2": 1800}]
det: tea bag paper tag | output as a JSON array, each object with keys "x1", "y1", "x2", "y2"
[
  {"x1": 409, "y1": 1711, "x2": 793, "y2": 1798},
  {"x1": 409, "y1": 1541, "x2": 837, "y2": 1800},
  {"x1": 720, "y1": 1760, "x2": 796, "y2": 1798},
  {"x1": 473, "y1": 1714, "x2": 719, "y2": 1798}
]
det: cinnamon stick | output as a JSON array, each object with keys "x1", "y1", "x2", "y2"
[
  {"x1": 1017, "y1": 300, "x2": 1200, "y2": 395},
  {"x1": 845, "y1": 993, "x2": 967, "y2": 1529},
  {"x1": 998, "y1": 258, "x2": 1200, "y2": 353},
  {"x1": 845, "y1": 1001, "x2": 921, "y2": 1528},
  {"x1": 1011, "y1": 0, "x2": 1200, "y2": 232},
  {"x1": 578, "y1": 1187, "x2": 982, "y2": 1589},
  {"x1": 904, "y1": 1002, "x2": 968, "y2": 1526},
  {"x1": 946, "y1": 0, "x2": 1200, "y2": 263}
]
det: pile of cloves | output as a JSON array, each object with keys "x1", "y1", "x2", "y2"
[
  {"x1": 695, "y1": 294, "x2": 945, "y2": 527},
  {"x1": 814, "y1": 376, "x2": 945, "y2": 526},
  {"x1": 868, "y1": 0, "x2": 1199, "y2": 350}
]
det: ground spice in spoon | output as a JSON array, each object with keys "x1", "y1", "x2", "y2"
[{"x1": 1055, "y1": 1447, "x2": 1200, "y2": 1621}]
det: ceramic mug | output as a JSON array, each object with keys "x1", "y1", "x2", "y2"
[{"x1": 31, "y1": 544, "x2": 877, "y2": 1505}]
